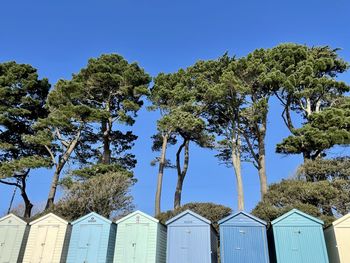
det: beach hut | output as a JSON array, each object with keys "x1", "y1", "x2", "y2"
[
  {"x1": 324, "y1": 213, "x2": 350, "y2": 263},
  {"x1": 113, "y1": 210, "x2": 167, "y2": 263},
  {"x1": 0, "y1": 213, "x2": 29, "y2": 263},
  {"x1": 23, "y1": 213, "x2": 70, "y2": 263},
  {"x1": 269, "y1": 209, "x2": 328, "y2": 263},
  {"x1": 218, "y1": 211, "x2": 270, "y2": 263},
  {"x1": 66, "y1": 212, "x2": 117, "y2": 263},
  {"x1": 166, "y1": 210, "x2": 218, "y2": 263}
]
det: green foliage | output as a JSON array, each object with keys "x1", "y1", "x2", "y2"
[
  {"x1": 297, "y1": 157, "x2": 350, "y2": 181},
  {"x1": 51, "y1": 168, "x2": 135, "y2": 220},
  {"x1": 0, "y1": 156, "x2": 51, "y2": 179},
  {"x1": 0, "y1": 62, "x2": 50, "y2": 217},
  {"x1": 252, "y1": 179, "x2": 350, "y2": 226},
  {"x1": 0, "y1": 61, "x2": 50, "y2": 165},
  {"x1": 156, "y1": 202, "x2": 232, "y2": 232},
  {"x1": 277, "y1": 97, "x2": 350, "y2": 159},
  {"x1": 60, "y1": 163, "x2": 135, "y2": 188},
  {"x1": 71, "y1": 54, "x2": 151, "y2": 168},
  {"x1": 272, "y1": 44, "x2": 349, "y2": 117}
]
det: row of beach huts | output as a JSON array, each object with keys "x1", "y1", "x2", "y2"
[{"x1": 0, "y1": 208, "x2": 349, "y2": 263}]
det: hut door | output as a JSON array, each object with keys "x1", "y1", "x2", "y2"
[
  {"x1": 188, "y1": 226, "x2": 209, "y2": 263},
  {"x1": 85, "y1": 225, "x2": 102, "y2": 262},
  {"x1": 31, "y1": 225, "x2": 48, "y2": 262},
  {"x1": 223, "y1": 227, "x2": 249, "y2": 261},
  {"x1": 31, "y1": 225, "x2": 59, "y2": 263},
  {"x1": 40, "y1": 225, "x2": 59, "y2": 263},
  {"x1": 180, "y1": 227, "x2": 190, "y2": 262},
  {"x1": 77, "y1": 225, "x2": 90, "y2": 262},
  {"x1": 337, "y1": 227, "x2": 350, "y2": 262},
  {"x1": 125, "y1": 223, "x2": 149, "y2": 263},
  {"x1": 0, "y1": 226, "x2": 18, "y2": 262},
  {"x1": 275, "y1": 227, "x2": 302, "y2": 262},
  {"x1": 298, "y1": 227, "x2": 328, "y2": 263}
]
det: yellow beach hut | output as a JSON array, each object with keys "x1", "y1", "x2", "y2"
[
  {"x1": 324, "y1": 213, "x2": 350, "y2": 263},
  {"x1": 22, "y1": 213, "x2": 71, "y2": 263}
]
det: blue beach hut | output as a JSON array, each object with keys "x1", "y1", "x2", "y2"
[
  {"x1": 66, "y1": 212, "x2": 117, "y2": 263},
  {"x1": 218, "y1": 211, "x2": 269, "y2": 263},
  {"x1": 269, "y1": 209, "x2": 329, "y2": 263},
  {"x1": 166, "y1": 210, "x2": 218, "y2": 263}
]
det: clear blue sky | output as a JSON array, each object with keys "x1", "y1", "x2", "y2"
[{"x1": 1, "y1": 0, "x2": 349, "y2": 216}]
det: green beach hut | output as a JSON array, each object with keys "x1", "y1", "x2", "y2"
[{"x1": 113, "y1": 210, "x2": 167, "y2": 263}]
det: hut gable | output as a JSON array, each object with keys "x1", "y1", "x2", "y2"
[
  {"x1": 29, "y1": 212, "x2": 68, "y2": 226},
  {"x1": 219, "y1": 211, "x2": 267, "y2": 226},
  {"x1": 332, "y1": 213, "x2": 350, "y2": 227},
  {"x1": 166, "y1": 210, "x2": 211, "y2": 226},
  {"x1": 71, "y1": 211, "x2": 112, "y2": 225},
  {"x1": 272, "y1": 209, "x2": 323, "y2": 226},
  {"x1": 0, "y1": 213, "x2": 27, "y2": 225}
]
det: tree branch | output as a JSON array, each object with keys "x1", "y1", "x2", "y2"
[
  {"x1": 44, "y1": 145, "x2": 57, "y2": 166},
  {"x1": 0, "y1": 179, "x2": 21, "y2": 188}
]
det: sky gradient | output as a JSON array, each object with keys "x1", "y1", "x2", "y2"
[{"x1": 1, "y1": 0, "x2": 349, "y2": 216}]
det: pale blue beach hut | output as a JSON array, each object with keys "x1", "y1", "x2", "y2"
[{"x1": 66, "y1": 212, "x2": 116, "y2": 263}]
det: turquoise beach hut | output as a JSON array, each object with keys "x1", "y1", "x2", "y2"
[
  {"x1": 218, "y1": 211, "x2": 269, "y2": 263},
  {"x1": 0, "y1": 213, "x2": 29, "y2": 263},
  {"x1": 269, "y1": 209, "x2": 329, "y2": 263},
  {"x1": 66, "y1": 212, "x2": 117, "y2": 263}
]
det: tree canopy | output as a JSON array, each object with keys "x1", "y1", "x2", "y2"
[{"x1": 0, "y1": 62, "x2": 51, "y2": 217}]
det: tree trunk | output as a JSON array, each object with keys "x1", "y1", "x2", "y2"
[
  {"x1": 174, "y1": 139, "x2": 189, "y2": 209},
  {"x1": 20, "y1": 176, "x2": 33, "y2": 218},
  {"x1": 257, "y1": 115, "x2": 268, "y2": 199},
  {"x1": 155, "y1": 132, "x2": 169, "y2": 216},
  {"x1": 258, "y1": 154, "x2": 267, "y2": 199},
  {"x1": 21, "y1": 188, "x2": 33, "y2": 218},
  {"x1": 232, "y1": 134, "x2": 244, "y2": 211},
  {"x1": 101, "y1": 119, "x2": 111, "y2": 164},
  {"x1": 45, "y1": 130, "x2": 82, "y2": 210},
  {"x1": 45, "y1": 165, "x2": 63, "y2": 210}
]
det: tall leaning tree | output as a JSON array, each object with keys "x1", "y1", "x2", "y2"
[
  {"x1": 191, "y1": 55, "x2": 258, "y2": 211},
  {"x1": 221, "y1": 48, "x2": 283, "y2": 198},
  {"x1": 0, "y1": 62, "x2": 51, "y2": 217},
  {"x1": 272, "y1": 44, "x2": 349, "y2": 161},
  {"x1": 73, "y1": 54, "x2": 150, "y2": 168},
  {"x1": 151, "y1": 68, "x2": 213, "y2": 210},
  {"x1": 26, "y1": 78, "x2": 104, "y2": 210},
  {"x1": 150, "y1": 71, "x2": 183, "y2": 215}
]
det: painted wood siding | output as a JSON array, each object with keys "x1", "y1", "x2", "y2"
[
  {"x1": 66, "y1": 213, "x2": 116, "y2": 263},
  {"x1": 270, "y1": 209, "x2": 329, "y2": 263},
  {"x1": 156, "y1": 224, "x2": 167, "y2": 263},
  {"x1": 22, "y1": 214, "x2": 69, "y2": 263},
  {"x1": 324, "y1": 226, "x2": 340, "y2": 263},
  {"x1": 166, "y1": 210, "x2": 215, "y2": 263},
  {"x1": 219, "y1": 212, "x2": 269, "y2": 263},
  {"x1": 114, "y1": 212, "x2": 159, "y2": 263},
  {"x1": 0, "y1": 214, "x2": 28, "y2": 263},
  {"x1": 210, "y1": 227, "x2": 218, "y2": 263}
]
